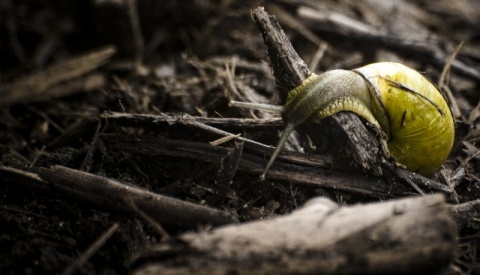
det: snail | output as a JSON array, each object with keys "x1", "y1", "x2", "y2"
[{"x1": 230, "y1": 62, "x2": 455, "y2": 180}]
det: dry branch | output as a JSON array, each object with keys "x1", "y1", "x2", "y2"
[
  {"x1": 103, "y1": 111, "x2": 283, "y2": 130},
  {"x1": 132, "y1": 194, "x2": 457, "y2": 274},
  {"x1": 101, "y1": 133, "x2": 396, "y2": 197},
  {"x1": 0, "y1": 166, "x2": 238, "y2": 228}
]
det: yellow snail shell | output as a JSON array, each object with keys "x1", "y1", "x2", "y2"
[{"x1": 230, "y1": 62, "x2": 455, "y2": 179}]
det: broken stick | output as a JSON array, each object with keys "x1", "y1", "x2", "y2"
[{"x1": 132, "y1": 194, "x2": 457, "y2": 274}]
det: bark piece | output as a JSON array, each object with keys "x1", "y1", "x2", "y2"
[{"x1": 132, "y1": 194, "x2": 457, "y2": 274}]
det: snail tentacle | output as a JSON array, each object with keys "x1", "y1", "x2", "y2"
[
  {"x1": 229, "y1": 100, "x2": 284, "y2": 113},
  {"x1": 259, "y1": 123, "x2": 296, "y2": 181}
]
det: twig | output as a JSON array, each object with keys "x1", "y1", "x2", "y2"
[
  {"x1": 209, "y1": 133, "x2": 242, "y2": 146},
  {"x1": 126, "y1": 198, "x2": 171, "y2": 240},
  {"x1": 37, "y1": 165, "x2": 239, "y2": 228},
  {"x1": 62, "y1": 223, "x2": 120, "y2": 275},
  {"x1": 49, "y1": 116, "x2": 99, "y2": 149},
  {"x1": 100, "y1": 134, "x2": 452, "y2": 197},
  {"x1": 251, "y1": 7, "x2": 311, "y2": 102},
  {"x1": 103, "y1": 111, "x2": 283, "y2": 129},
  {"x1": 438, "y1": 41, "x2": 465, "y2": 119},
  {"x1": 102, "y1": 111, "x2": 281, "y2": 149},
  {"x1": 438, "y1": 42, "x2": 465, "y2": 88},
  {"x1": 80, "y1": 121, "x2": 102, "y2": 172}
]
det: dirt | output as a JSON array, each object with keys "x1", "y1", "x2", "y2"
[{"x1": 1, "y1": 0, "x2": 480, "y2": 274}]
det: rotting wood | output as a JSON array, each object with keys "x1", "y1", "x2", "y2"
[
  {"x1": 132, "y1": 194, "x2": 457, "y2": 274},
  {"x1": 101, "y1": 112, "x2": 453, "y2": 197},
  {"x1": 0, "y1": 166, "x2": 238, "y2": 228},
  {"x1": 100, "y1": 132, "x2": 451, "y2": 197},
  {"x1": 251, "y1": 7, "x2": 311, "y2": 103},
  {"x1": 100, "y1": 133, "x2": 394, "y2": 197},
  {"x1": 39, "y1": 165, "x2": 238, "y2": 228}
]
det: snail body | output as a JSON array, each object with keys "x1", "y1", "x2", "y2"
[{"x1": 230, "y1": 62, "x2": 455, "y2": 179}]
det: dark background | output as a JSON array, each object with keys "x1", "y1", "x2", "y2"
[{"x1": 1, "y1": 0, "x2": 480, "y2": 273}]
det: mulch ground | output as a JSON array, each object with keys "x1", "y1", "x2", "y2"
[{"x1": 1, "y1": 1, "x2": 480, "y2": 273}]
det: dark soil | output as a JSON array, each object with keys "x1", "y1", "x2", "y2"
[{"x1": 1, "y1": 0, "x2": 480, "y2": 274}]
